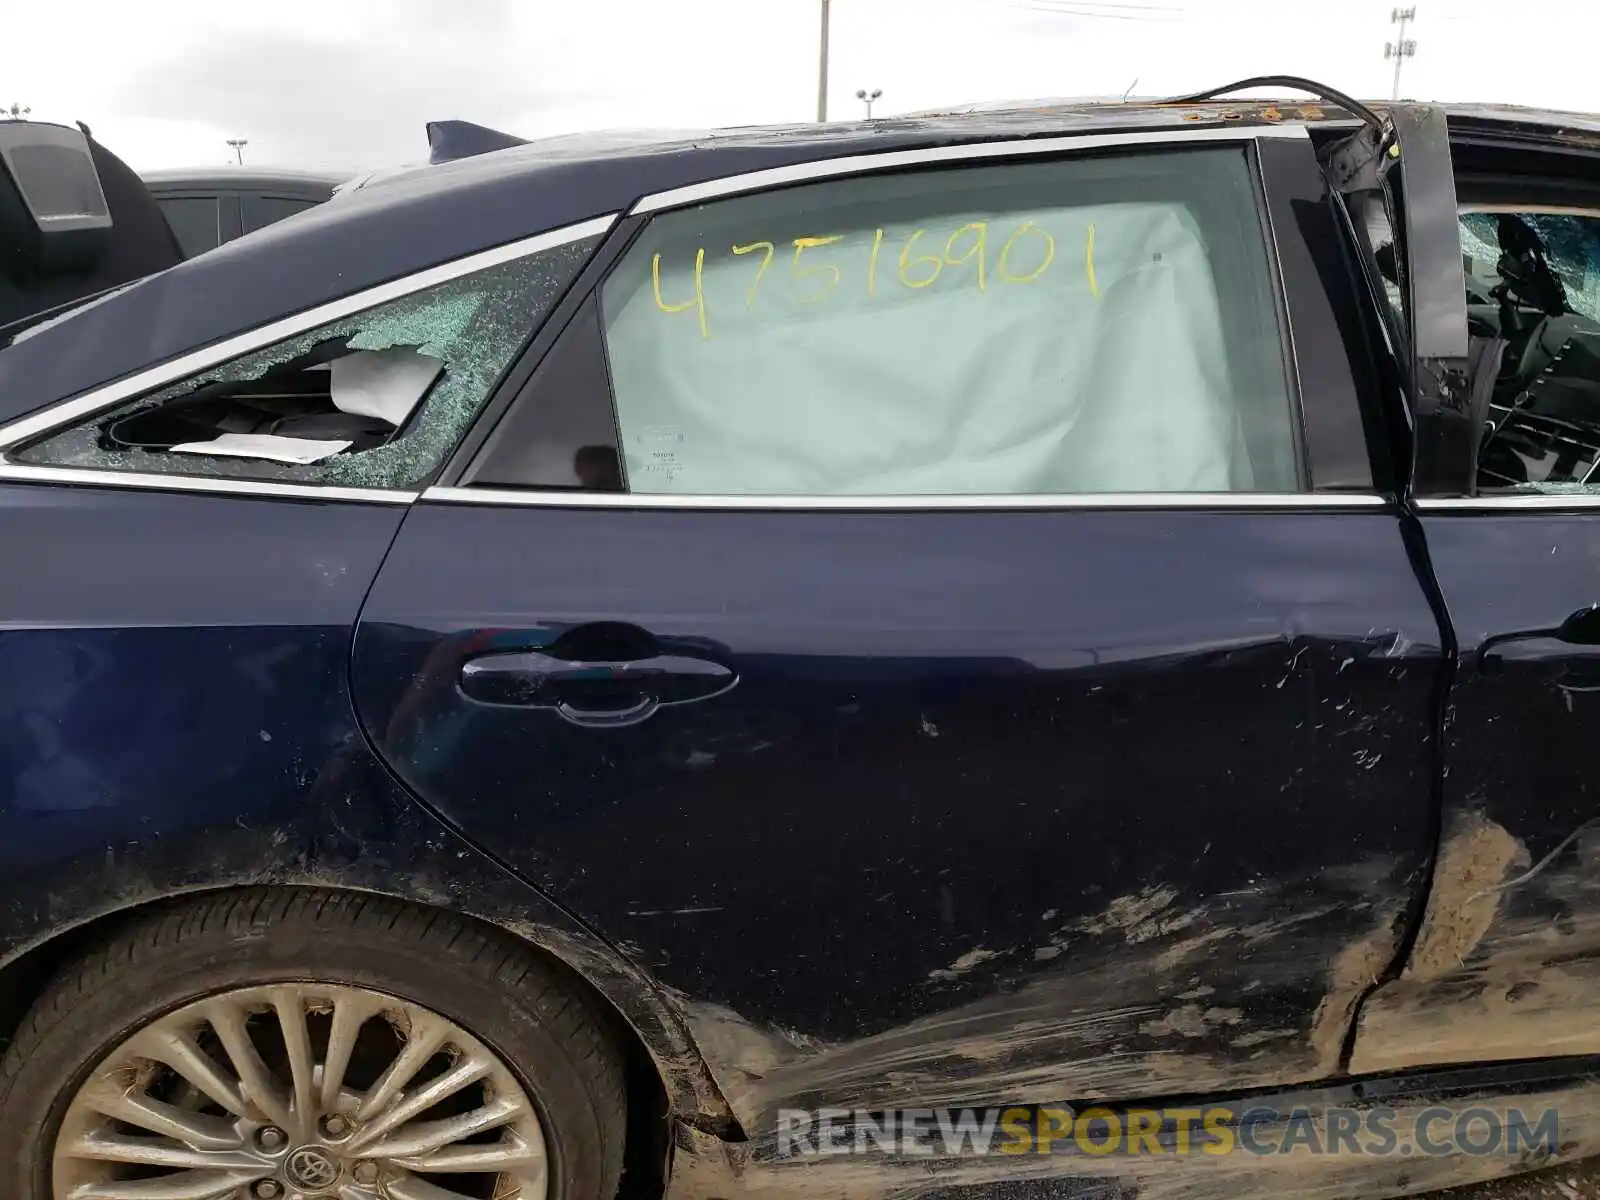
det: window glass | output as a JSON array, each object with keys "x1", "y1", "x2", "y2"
[
  {"x1": 598, "y1": 148, "x2": 1296, "y2": 496},
  {"x1": 157, "y1": 196, "x2": 221, "y2": 257},
  {"x1": 243, "y1": 194, "x2": 321, "y2": 235},
  {"x1": 469, "y1": 298, "x2": 625, "y2": 491},
  {"x1": 1457, "y1": 207, "x2": 1600, "y2": 494},
  {"x1": 14, "y1": 235, "x2": 598, "y2": 489},
  {"x1": 1344, "y1": 188, "x2": 1406, "y2": 352},
  {"x1": 1461, "y1": 210, "x2": 1600, "y2": 322}
]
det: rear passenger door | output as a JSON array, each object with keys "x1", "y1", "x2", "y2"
[{"x1": 352, "y1": 128, "x2": 1445, "y2": 1127}]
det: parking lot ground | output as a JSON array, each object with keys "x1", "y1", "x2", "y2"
[{"x1": 1431, "y1": 1161, "x2": 1600, "y2": 1199}]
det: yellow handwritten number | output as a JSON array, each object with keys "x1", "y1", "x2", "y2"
[
  {"x1": 731, "y1": 241, "x2": 776, "y2": 310},
  {"x1": 792, "y1": 236, "x2": 844, "y2": 302},
  {"x1": 899, "y1": 229, "x2": 943, "y2": 288},
  {"x1": 996, "y1": 221, "x2": 1056, "y2": 285},
  {"x1": 944, "y1": 223, "x2": 989, "y2": 292},
  {"x1": 653, "y1": 249, "x2": 708, "y2": 339},
  {"x1": 868, "y1": 228, "x2": 885, "y2": 298},
  {"x1": 1084, "y1": 223, "x2": 1099, "y2": 298}
]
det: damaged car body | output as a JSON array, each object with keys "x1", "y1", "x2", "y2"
[{"x1": 5, "y1": 77, "x2": 1600, "y2": 1200}]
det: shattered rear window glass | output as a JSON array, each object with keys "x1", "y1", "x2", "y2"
[{"x1": 13, "y1": 235, "x2": 599, "y2": 489}]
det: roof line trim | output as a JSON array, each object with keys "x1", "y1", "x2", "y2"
[
  {"x1": 631, "y1": 124, "x2": 1308, "y2": 215},
  {"x1": 0, "y1": 213, "x2": 619, "y2": 452}
]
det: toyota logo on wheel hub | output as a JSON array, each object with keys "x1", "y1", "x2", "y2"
[{"x1": 285, "y1": 1145, "x2": 341, "y2": 1190}]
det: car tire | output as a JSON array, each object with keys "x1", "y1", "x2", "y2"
[{"x1": 0, "y1": 887, "x2": 628, "y2": 1200}]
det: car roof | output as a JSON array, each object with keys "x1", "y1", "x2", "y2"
[
  {"x1": 140, "y1": 165, "x2": 350, "y2": 190},
  {"x1": 1442, "y1": 101, "x2": 1600, "y2": 133},
  {"x1": 0, "y1": 95, "x2": 1590, "y2": 428}
]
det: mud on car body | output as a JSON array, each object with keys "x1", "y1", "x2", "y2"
[{"x1": 4, "y1": 77, "x2": 1600, "y2": 1200}]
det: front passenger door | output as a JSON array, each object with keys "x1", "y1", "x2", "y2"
[
  {"x1": 1351, "y1": 149, "x2": 1600, "y2": 1074},
  {"x1": 353, "y1": 131, "x2": 1445, "y2": 1130}
]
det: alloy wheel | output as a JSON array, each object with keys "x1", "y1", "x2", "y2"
[{"x1": 52, "y1": 982, "x2": 548, "y2": 1200}]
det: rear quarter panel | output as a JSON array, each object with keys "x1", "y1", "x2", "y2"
[{"x1": 0, "y1": 481, "x2": 726, "y2": 1118}]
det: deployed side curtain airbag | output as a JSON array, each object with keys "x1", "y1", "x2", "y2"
[{"x1": 601, "y1": 151, "x2": 1291, "y2": 497}]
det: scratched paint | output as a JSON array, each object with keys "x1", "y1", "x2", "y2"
[
  {"x1": 670, "y1": 867, "x2": 1411, "y2": 1142},
  {"x1": 661, "y1": 1078, "x2": 1600, "y2": 1200},
  {"x1": 1351, "y1": 810, "x2": 1600, "y2": 1074}
]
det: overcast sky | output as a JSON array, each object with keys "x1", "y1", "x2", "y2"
[{"x1": 4, "y1": 0, "x2": 1597, "y2": 175}]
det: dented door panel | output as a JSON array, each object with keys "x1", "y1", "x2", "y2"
[
  {"x1": 1351, "y1": 514, "x2": 1600, "y2": 1073},
  {"x1": 1341, "y1": 106, "x2": 1600, "y2": 1074},
  {"x1": 352, "y1": 504, "x2": 1443, "y2": 1129}
]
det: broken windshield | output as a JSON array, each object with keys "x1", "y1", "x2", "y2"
[{"x1": 1459, "y1": 208, "x2": 1600, "y2": 495}]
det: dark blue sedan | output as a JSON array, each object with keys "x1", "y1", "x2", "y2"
[{"x1": 5, "y1": 78, "x2": 1600, "y2": 1200}]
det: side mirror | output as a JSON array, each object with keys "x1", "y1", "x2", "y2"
[{"x1": 0, "y1": 121, "x2": 112, "y2": 277}]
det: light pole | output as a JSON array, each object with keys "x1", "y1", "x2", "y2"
[
  {"x1": 816, "y1": 0, "x2": 831, "y2": 121},
  {"x1": 1385, "y1": 7, "x2": 1418, "y2": 101},
  {"x1": 856, "y1": 88, "x2": 882, "y2": 119},
  {"x1": 226, "y1": 138, "x2": 248, "y2": 165}
]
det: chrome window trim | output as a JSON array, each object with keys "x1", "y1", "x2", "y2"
[
  {"x1": 423, "y1": 486, "x2": 1386, "y2": 511},
  {"x1": 1459, "y1": 203, "x2": 1600, "y2": 218},
  {"x1": 630, "y1": 124, "x2": 1309, "y2": 215},
  {"x1": 1417, "y1": 494, "x2": 1600, "y2": 511},
  {"x1": 0, "y1": 463, "x2": 414, "y2": 504},
  {"x1": 0, "y1": 214, "x2": 619, "y2": 455}
]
